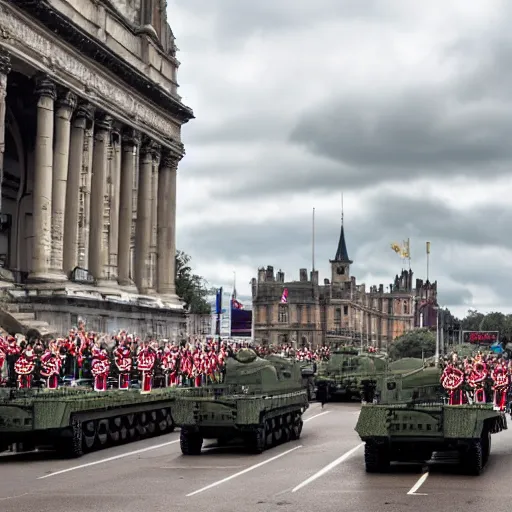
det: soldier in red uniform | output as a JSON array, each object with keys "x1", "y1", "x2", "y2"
[
  {"x1": 91, "y1": 343, "x2": 110, "y2": 392},
  {"x1": 14, "y1": 346, "x2": 36, "y2": 389}
]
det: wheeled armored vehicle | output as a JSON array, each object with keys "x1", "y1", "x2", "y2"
[
  {"x1": 0, "y1": 387, "x2": 179, "y2": 457},
  {"x1": 355, "y1": 365, "x2": 507, "y2": 475},
  {"x1": 173, "y1": 349, "x2": 309, "y2": 455}
]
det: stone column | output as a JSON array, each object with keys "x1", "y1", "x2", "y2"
[
  {"x1": 50, "y1": 90, "x2": 77, "y2": 278},
  {"x1": 63, "y1": 103, "x2": 94, "y2": 276},
  {"x1": 134, "y1": 138, "x2": 154, "y2": 294},
  {"x1": 88, "y1": 113, "x2": 112, "y2": 281},
  {"x1": 0, "y1": 52, "x2": 11, "y2": 213},
  {"x1": 29, "y1": 75, "x2": 57, "y2": 281},
  {"x1": 107, "y1": 129, "x2": 121, "y2": 282},
  {"x1": 148, "y1": 144, "x2": 160, "y2": 292},
  {"x1": 118, "y1": 128, "x2": 139, "y2": 287},
  {"x1": 157, "y1": 151, "x2": 179, "y2": 297}
]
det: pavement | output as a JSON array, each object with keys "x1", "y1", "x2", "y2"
[{"x1": 1, "y1": 402, "x2": 512, "y2": 512}]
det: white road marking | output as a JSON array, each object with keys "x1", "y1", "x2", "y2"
[
  {"x1": 0, "y1": 493, "x2": 29, "y2": 501},
  {"x1": 304, "y1": 411, "x2": 331, "y2": 422},
  {"x1": 291, "y1": 443, "x2": 364, "y2": 493},
  {"x1": 38, "y1": 439, "x2": 180, "y2": 479},
  {"x1": 407, "y1": 472, "x2": 429, "y2": 495},
  {"x1": 186, "y1": 445, "x2": 302, "y2": 497}
]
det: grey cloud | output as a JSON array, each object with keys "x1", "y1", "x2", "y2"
[
  {"x1": 172, "y1": 0, "x2": 388, "y2": 41},
  {"x1": 437, "y1": 288, "x2": 474, "y2": 309}
]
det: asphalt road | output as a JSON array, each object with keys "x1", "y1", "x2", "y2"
[{"x1": 1, "y1": 402, "x2": 512, "y2": 512}]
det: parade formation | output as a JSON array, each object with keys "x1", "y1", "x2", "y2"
[
  {"x1": 440, "y1": 350, "x2": 512, "y2": 410},
  {"x1": 0, "y1": 319, "x2": 332, "y2": 393}
]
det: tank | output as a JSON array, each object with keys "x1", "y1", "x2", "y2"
[
  {"x1": 172, "y1": 348, "x2": 309, "y2": 455},
  {"x1": 0, "y1": 387, "x2": 179, "y2": 457},
  {"x1": 355, "y1": 364, "x2": 508, "y2": 475},
  {"x1": 315, "y1": 347, "x2": 387, "y2": 400}
]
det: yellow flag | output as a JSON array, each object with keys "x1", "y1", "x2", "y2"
[
  {"x1": 426, "y1": 241, "x2": 431, "y2": 254},
  {"x1": 390, "y1": 242, "x2": 402, "y2": 254}
]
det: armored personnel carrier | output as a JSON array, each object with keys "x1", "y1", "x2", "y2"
[
  {"x1": 315, "y1": 347, "x2": 387, "y2": 400},
  {"x1": 173, "y1": 349, "x2": 309, "y2": 455},
  {"x1": 355, "y1": 364, "x2": 507, "y2": 475},
  {"x1": 0, "y1": 387, "x2": 178, "y2": 457}
]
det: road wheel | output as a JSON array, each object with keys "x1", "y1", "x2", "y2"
[
  {"x1": 180, "y1": 429, "x2": 203, "y2": 455},
  {"x1": 364, "y1": 442, "x2": 390, "y2": 473}
]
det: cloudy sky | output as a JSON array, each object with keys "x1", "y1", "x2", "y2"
[{"x1": 167, "y1": 0, "x2": 512, "y2": 318}]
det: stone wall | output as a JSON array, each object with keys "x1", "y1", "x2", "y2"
[{"x1": 31, "y1": 297, "x2": 186, "y2": 338}]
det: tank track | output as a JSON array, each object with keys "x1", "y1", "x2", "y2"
[
  {"x1": 57, "y1": 406, "x2": 175, "y2": 458},
  {"x1": 179, "y1": 409, "x2": 304, "y2": 456}
]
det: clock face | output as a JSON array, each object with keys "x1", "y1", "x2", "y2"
[{"x1": 336, "y1": 266, "x2": 345, "y2": 275}]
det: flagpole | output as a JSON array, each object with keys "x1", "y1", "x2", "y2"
[
  {"x1": 426, "y1": 241, "x2": 431, "y2": 281},
  {"x1": 312, "y1": 207, "x2": 315, "y2": 272},
  {"x1": 407, "y1": 238, "x2": 411, "y2": 270}
]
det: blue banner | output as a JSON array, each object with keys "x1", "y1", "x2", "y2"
[{"x1": 215, "y1": 287, "x2": 223, "y2": 315}]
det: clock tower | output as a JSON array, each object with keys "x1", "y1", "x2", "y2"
[{"x1": 330, "y1": 220, "x2": 352, "y2": 284}]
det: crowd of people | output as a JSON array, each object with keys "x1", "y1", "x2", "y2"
[
  {"x1": 0, "y1": 320, "x2": 333, "y2": 393},
  {"x1": 440, "y1": 350, "x2": 512, "y2": 410}
]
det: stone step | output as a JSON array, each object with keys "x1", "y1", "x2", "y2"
[
  {"x1": 12, "y1": 312, "x2": 35, "y2": 321},
  {"x1": 26, "y1": 320, "x2": 52, "y2": 329}
]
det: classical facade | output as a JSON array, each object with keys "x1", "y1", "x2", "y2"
[
  {"x1": 0, "y1": 0, "x2": 193, "y2": 338},
  {"x1": 251, "y1": 222, "x2": 438, "y2": 349}
]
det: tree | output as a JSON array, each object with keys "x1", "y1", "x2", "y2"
[
  {"x1": 175, "y1": 250, "x2": 212, "y2": 314},
  {"x1": 389, "y1": 329, "x2": 436, "y2": 361}
]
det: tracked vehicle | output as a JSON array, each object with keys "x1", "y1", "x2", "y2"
[
  {"x1": 355, "y1": 365, "x2": 507, "y2": 475},
  {"x1": 0, "y1": 387, "x2": 179, "y2": 457},
  {"x1": 315, "y1": 347, "x2": 387, "y2": 400},
  {"x1": 173, "y1": 349, "x2": 309, "y2": 455}
]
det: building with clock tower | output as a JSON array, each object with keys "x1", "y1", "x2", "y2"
[{"x1": 251, "y1": 216, "x2": 439, "y2": 349}]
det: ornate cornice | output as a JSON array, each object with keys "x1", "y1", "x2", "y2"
[
  {"x1": 10, "y1": 0, "x2": 194, "y2": 124},
  {"x1": 34, "y1": 73, "x2": 56, "y2": 101}
]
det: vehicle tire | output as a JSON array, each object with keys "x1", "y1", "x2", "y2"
[
  {"x1": 482, "y1": 430, "x2": 491, "y2": 466},
  {"x1": 461, "y1": 439, "x2": 483, "y2": 476},
  {"x1": 364, "y1": 442, "x2": 390, "y2": 473},
  {"x1": 180, "y1": 429, "x2": 203, "y2": 456}
]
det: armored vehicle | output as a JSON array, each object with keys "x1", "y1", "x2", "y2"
[
  {"x1": 315, "y1": 347, "x2": 387, "y2": 400},
  {"x1": 0, "y1": 387, "x2": 178, "y2": 457},
  {"x1": 173, "y1": 349, "x2": 309, "y2": 455},
  {"x1": 355, "y1": 365, "x2": 507, "y2": 475}
]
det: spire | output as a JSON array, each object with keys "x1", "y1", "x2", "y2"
[
  {"x1": 334, "y1": 225, "x2": 352, "y2": 262},
  {"x1": 332, "y1": 193, "x2": 352, "y2": 263}
]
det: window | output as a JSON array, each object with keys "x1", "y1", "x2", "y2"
[
  {"x1": 403, "y1": 300, "x2": 409, "y2": 314},
  {"x1": 278, "y1": 305, "x2": 289, "y2": 323},
  {"x1": 306, "y1": 305, "x2": 312, "y2": 324},
  {"x1": 335, "y1": 308, "x2": 342, "y2": 326},
  {"x1": 296, "y1": 305, "x2": 303, "y2": 324},
  {"x1": 343, "y1": 305, "x2": 349, "y2": 315}
]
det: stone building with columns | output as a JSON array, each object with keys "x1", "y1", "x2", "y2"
[
  {"x1": 251, "y1": 221, "x2": 438, "y2": 349},
  {"x1": 0, "y1": 0, "x2": 193, "y2": 338}
]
